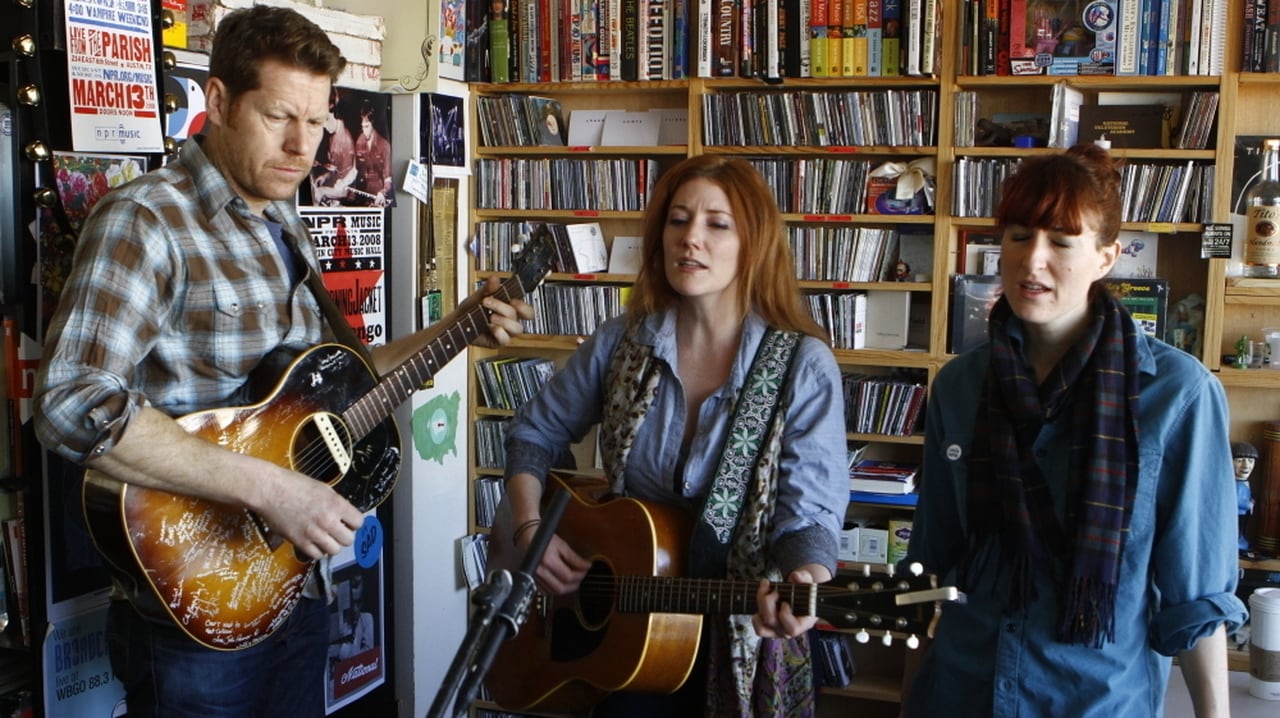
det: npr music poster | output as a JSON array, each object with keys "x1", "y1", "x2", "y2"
[
  {"x1": 300, "y1": 207, "x2": 388, "y2": 347},
  {"x1": 64, "y1": 0, "x2": 164, "y2": 153}
]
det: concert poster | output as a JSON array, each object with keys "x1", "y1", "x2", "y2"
[
  {"x1": 299, "y1": 207, "x2": 388, "y2": 348},
  {"x1": 302, "y1": 89, "x2": 394, "y2": 209},
  {"x1": 42, "y1": 603, "x2": 127, "y2": 718},
  {"x1": 325, "y1": 557, "x2": 386, "y2": 712},
  {"x1": 163, "y1": 49, "x2": 209, "y2": 149},
  {"x1": 421, "y1": 93, "x2": 465, "y2": 167},
  {"x1": 63, "y1": 0, "x2": 164, "y2": 153}
]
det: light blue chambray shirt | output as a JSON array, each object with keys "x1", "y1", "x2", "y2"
[
  {"x1": 504, "y1": 309, "x2": 849, "y2": 574},
  {"x1": 906, "y1": 314, "x2": 1247, "y2": 718}
]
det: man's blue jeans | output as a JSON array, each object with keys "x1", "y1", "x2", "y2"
[{"x1": 107, "y1": 595, "x2": 328, "y2": 717}]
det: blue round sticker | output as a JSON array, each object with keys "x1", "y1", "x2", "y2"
[{"x1": 354, "y1": 514, "x2": 383, "y2": 568}]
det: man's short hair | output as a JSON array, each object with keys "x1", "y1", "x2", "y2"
[{"x1": 208, "y1": 5, "x2": 346, "y2": 101}]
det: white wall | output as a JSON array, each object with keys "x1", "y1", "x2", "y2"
[{"x1": 385, "y1": 79, "x2": 474, "y2": 717}]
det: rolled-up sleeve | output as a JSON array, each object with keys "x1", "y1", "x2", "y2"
[
  {"x1": 1148, "y1": 367, "x2": 1247, "y2": 655},
  {"x1": 35, "y1": 200, "x2": 173, "y2": 464}
]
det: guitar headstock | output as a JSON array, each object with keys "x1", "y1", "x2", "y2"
[
  {"x1": 815, "y1": 563, "x2": 962, "y2": 649},
  {"x1": 509, "y1": 224, "x2": 556, "y2": 296}
]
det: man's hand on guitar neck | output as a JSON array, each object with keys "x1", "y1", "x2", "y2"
[{"x1": 752, "y1": 564, "x2": 832, "y2": 640}]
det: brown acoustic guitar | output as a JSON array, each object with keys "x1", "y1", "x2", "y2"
[
  {"x1": 485, "y1": 474, "x2": 959, "y2": 714},
  {"x1": 81, "y1": 229, "x2": 554, "y2": 651}
]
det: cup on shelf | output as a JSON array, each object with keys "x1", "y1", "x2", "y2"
[
  {"x1": 1250, "y1": 587, "x2": 1280, "y2": 701},
  {"x1": 1266, "y1": 328, "x2": 1280, "y2": 369}
]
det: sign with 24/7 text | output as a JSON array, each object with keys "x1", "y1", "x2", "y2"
[{"x1": 64, "y1": 0, "x2": 164, "y2": 153}]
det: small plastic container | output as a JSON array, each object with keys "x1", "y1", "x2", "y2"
[{"x1": 1251, "y1": 587, "x2": 1280, "y2": 700}]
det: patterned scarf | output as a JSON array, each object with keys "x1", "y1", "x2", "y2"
[
  {"x1": 963, "y1": 287, "x2": 1140, "y2": 647},
  {"x1": 599, "y1": 326, "x2": 814, "y2": 717}
]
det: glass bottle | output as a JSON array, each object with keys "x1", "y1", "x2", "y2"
[{"x1": 1244, "y1": 138, "x2": 1280, "y2": 278}]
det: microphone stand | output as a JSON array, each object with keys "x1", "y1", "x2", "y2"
[{"x1": 427, "y1": 486, "x2": 571, "y2": 718}]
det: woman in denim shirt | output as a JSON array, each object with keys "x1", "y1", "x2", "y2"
[
  {"x1": 499, "y1": 156, "x2": 848, "y2": 717},
  {"x1": 906, "y1": 144, "x2": 1247, "y2": 717}
]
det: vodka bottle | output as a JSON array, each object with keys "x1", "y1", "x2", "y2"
[{"x1": 1244, "y1": 138, "x2": 1280, "y2": 278}]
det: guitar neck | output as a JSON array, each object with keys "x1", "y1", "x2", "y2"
[
  {"x1": 615, "y1": 576, "x2": 816, "y2": 618},
  {"x1": 341, "y1": 276, "x2": 529, "y2": 438}
]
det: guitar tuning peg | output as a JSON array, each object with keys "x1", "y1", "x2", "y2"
[
  {"x1": 861, "y1": 564, "x2": 872, "y2": 578},
  {"x1": 881, "y1": 632, "x2": 894, "y2": 646},
  {"x1": 909, "y1": 561, "x2": 924, "y2": 576},
  {"x1": 855, "y1": 629, "x2": 870, "y2": 644},
  {"x1": 906, "y1": 634, "x2": 921, "y2": 650}
]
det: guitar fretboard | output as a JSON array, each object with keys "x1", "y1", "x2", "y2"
[
  {"x1": 341, "y1": 277, "x2": 528, "y2": 439},
  {"x1": 614, "y1": 576, "x2": 817, "y2": 617}
]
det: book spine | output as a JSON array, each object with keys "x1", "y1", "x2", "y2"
[
  {"x1": 608, "y1": 0, "x2": 623, "y2": 78},
  {"x1": 1251, "y1": 0, "x2": 1267, "y2": 72},
  {"x1": 994, "y1": 0, "x2": 1009, "y2": 75},
  {"x1": 881, "y1": 0, "x2": 899, "y2": 75},
  {"x1": 621, "y1": 0, "x2": 641, "y2": 79},
  {"x1": 828, "y1": 0, "x2": 844, "y2": 77},
  {"x1": 465, "y1": 0, "x2": 490, "y2": 81},
  {"x1": 921, "y1": 0, "x2": 938, "y2": 75},
  {"x1": 1267, "y1": 0, "x2": 1280, "y2": 73},
  {"x1": 520, "y1": 1, "x2": 539, "y2": 82},
  {"x1": 1154, "y1": 0, "x2": 1170, "y2": 75},
  {"x1": 797, "y1": 0, "x2": 812, "y2": 76},
  {"x1": 673, "y1": 0, "x2": 690, "y2": 78},
  {"x1": 648, "y1": 0, "x2": 668, "y2": 79},
  {"x1": 867, "y1": 0, "x2": 882, "y2": 76},
  {"x1": 740, "y1": 0, "x2": 755, "y2": 75},
  {"x1": 714, "y1": 0, "x2": 737, "y2": 76},
  {"x1": 849, "y1": 0, "x2": 868, "y2": 75},
  {"x1": 1007, "y1": 0, "x2": 1028, "y2": 58},
  {"x1": 811, "y1": 0, "x2": 830, "y2": 77},
  {"x1": 581, "y1": 0, "x2": 598, "y2": 80},
  {"x1": 1115, "y1": 0, "x2": 1140, "y2": 74},
  {"x1": 597, "y1": 0, "x2": 613, "y2": 79},
  {"x1": 490, "y1": 12, "x2": 511, "y2": 82},
  {"x1": 978, "y1": 0, "x2": 995, "y2": 74},
  {"x1": 697, "y1": 0, "x2": 714, "y2": 76}
]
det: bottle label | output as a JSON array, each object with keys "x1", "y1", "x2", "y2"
[{"x1": 1246, "y1": 205, "x2": 1280, "y2": 266}]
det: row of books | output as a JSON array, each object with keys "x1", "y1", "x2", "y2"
[
  {"x1": 951, "y1": 157, "x2": 1214, "y2": 224},
  {"x1": 806, "y1": 292, "x2": 867, "y2": 350},
  {"x1": 522, "y1": 283, "x2": 627, "y2": 337},
  {"x1": 474, "y1": 158, "x2": 659, "y2": 212},
  {"x1": 1240, "y1": 0, "x2": 1280, "y2": 72},
  {"x1": 961, "y1": 0, "x2": 1228, "y2": 77},
  {"x1": 473, "y1": 220, "x2": 644, "y2": 276},
  {"x1": 479, "y1": 0, "x2": 947, "y2": 84},
  {"x1": 700, "y1": 89, "x2": 939, "y2": 148},
  {"x1": 848, "y1": 459, "x2": 918, "y2": 495},
  {"x1": 473, "y1": 477, "x2": 506, "y2": 529},
  {"x1": 476, "y1": 95, "x2": 690, "y2": 149},
  {"x1": 790, "y1": 226, "x2": 905, "y2": 284},
  {"x1": 746, "y1": 157, "x2": 935, "y2": 216},
  {"x1": 842, "y1": 372, "x2": 927, "y2": 437},
  {"x1": 475, "y1": 356, "x2": 557, "y2": 413},
  {"x1": 1119, "y1": 160, "x2": 1215, "y2": 224},
  {"x1": 474, "y1": 417, "x2": 513, "y2": 470}
]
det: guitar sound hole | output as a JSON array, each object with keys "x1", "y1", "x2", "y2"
[
  {"x1": 294, "y1": 413, "x2": 353, "y2": 481},
  {"x1": 548, "y1": 561, "x2": 614, "y2": 663}
]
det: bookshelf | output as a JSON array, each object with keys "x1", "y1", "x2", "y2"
[{"x1": 464, "y1": 0, "x2": 1280, "y2": 713}]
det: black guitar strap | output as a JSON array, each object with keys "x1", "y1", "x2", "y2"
[{"x1": 304, "y1": 267, "x2": 375, "y2": 363}]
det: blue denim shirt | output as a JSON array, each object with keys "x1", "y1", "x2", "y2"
[
  {"x1": 504, "y1": 309, "x2": 849, "y2": 574},
  {"x1": 906, "y1": 315, "x2": 1247, "y2": 717}
]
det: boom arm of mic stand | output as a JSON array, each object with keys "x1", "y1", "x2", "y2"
[{"x1": 426, "y1": 485, "x2": 572, "y2": 718}]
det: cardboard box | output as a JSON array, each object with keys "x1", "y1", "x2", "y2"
[
  {"x1": 858, "y1": 527, "x2": 889, "y2": 564},
  {"x1": 838, "y1": 526, "x2": 861, "y2": 562},
  {"x1": 187, "y1": 0, "x2": 385, "y2": 90},
  {"x1": 887, "y1": 518, "x2": 913, "y2": 565}
]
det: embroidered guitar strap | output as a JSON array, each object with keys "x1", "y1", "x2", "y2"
[{"x1": 600, "y1": 326, "x2": 810, "y2": 717}]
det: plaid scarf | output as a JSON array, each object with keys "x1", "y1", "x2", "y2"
[{"x1": 962, "y1": 286, "x2": 1141, "y2": 647}]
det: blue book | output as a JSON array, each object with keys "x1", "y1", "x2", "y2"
[{"x1": 849, "y1": 490, "x2": 919, "y2": 506}]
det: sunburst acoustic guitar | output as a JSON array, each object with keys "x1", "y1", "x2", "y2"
[
  {"x1": 81, "y1": 228, "x2": 555, "y2": 651},
  {"x1": 485, "y1": 474, "x2": 961, "y2": 714}
]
